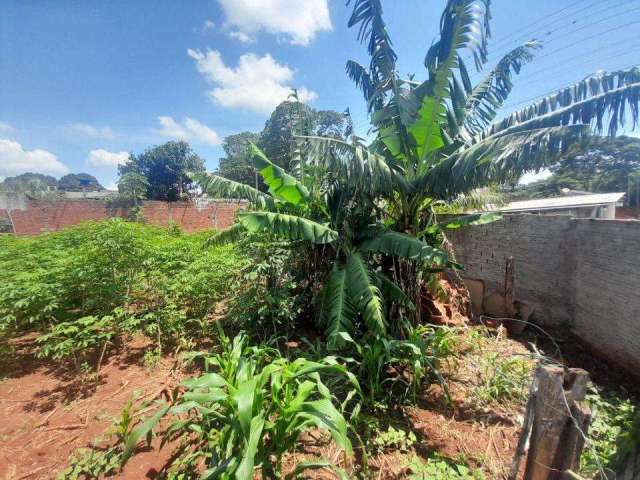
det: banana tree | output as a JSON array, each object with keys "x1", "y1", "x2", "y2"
[
  {"x1": 195, "y1": 143, "x2": 451, "y2": 345},
  {"x1": 299, "y1": 0, "x2": 640, "y2": 237},
  {"x1": 294, "y1": 0, "x2": 639, "y2": 314}
]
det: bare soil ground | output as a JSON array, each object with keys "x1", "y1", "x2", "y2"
[
  {"x1": 1, "y1": 323, "x2": 536, "y2": 480},
  {"x1": 0, "y1": 334, "x2": 183, "y2": 480}
]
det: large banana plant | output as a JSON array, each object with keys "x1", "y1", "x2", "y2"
[
  {"x1": 194, "y1": 143, "x2": 451, "y2": 345},
  {"x1": 300, "y1": 0, "x2": 640, "y2": 238}
]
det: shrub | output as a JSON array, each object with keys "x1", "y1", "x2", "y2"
[{"x1": 0, "y1": 220, "x2": 246, "y2": 367}]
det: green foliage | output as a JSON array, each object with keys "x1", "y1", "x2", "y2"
[
  {"x1": 58, "y1": 399, "x2": 140, "y2": 479},
  {"x1": 520, "y1": 135, "x2": 640, "y2": 205},
  {"x1": 117, "y1": 171, "x2": 149, "y2": 203},
  {"x1": 474, "y1": 353, "x2": 532, "y2": 406},
  {"x1": 58, "y1": 173, "x2": 103, "y2": 192},
  {"x1": 118, "y1": 141, "x2": 205, "y2": 201},
  {"x1": 217, "y1": 131, "x2": 262, "y2": 187},
  {"x1": 123, "y1": 332, "x2": 359, "y2": 479},
  {"x1": 36, "y1": 314, "x2": 116, "y2": 369},
  {"x1": 580, "y1": 386, "x2": 638, "y2": 477},
  {"x1": 339, "y1": 324, "x2": 454, "y2": 403},
  {"x1": 0, "y1": 220, "x2": 245, "y2": 366},
  {"x1": 226, "y1": 237, "x2": 307, "y2": 337},
  {"x1": 406, "y1": 454, "x2": 486, "y2": 480},
  {"x1": 216, "y1": 102, "x2": 352, "y2": 186},
  {"x1": 372, "y1": 426, "x2": 416, "y2": 454}
]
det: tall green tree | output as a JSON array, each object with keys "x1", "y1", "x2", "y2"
[
  {"x1": 215, "y1": 101, "x2": 353, "y2": 188},
  {"x1": 118, "y1": 141, "x2": 205, "y2": 201},
  {"x1": 524, "y1": 136, "x2": 640, "y2": 203},
  {"x1": 216, "y1": 132, "x2": 261, "y2": 188},
  {"x1": 259, "y1": 100, "x2": 352, "y2": 172}
]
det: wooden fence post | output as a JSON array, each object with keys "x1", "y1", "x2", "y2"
[{"x1": 511, "y1": 366, "x2": 591, "y2": 480}]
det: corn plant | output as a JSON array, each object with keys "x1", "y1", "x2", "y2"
[{"x1": 122, "y1": 332, "x2": 360, "y2": 479}]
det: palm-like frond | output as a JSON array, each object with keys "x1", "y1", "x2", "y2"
[
  {"x1": 347, "y1": 0, "x2": 397, "y2": 95},
  {"x1": 237, "y1": 212, "x2": 338, "y2": 245},
  {"x1": 483, "y1": 66, "x2": 640, "y2": 139},
  {"x1": 346, "y1": 251, "x2": 386, "y2": 336},
  {"x1": 421, "y1": 125, "x2": 589, "y2": 198},
  {"x1": 192, "y1": 172, "x2": 274, "y2": 210},
  {"x1": 458, "y1": 41, "x2": 540, "y2": 140},
  {"x1": 295, "y1": 135, "x2": 409, "y2": 194},
  {"x1": 360, "y1": 231, "x2": 450, "y2": 266},
  {"x1": 411, "y1": 0, "x2": 492, "y2": 168},
  {"x1": 346, "y1": 60, "x2": 379, "y2": 111},
  {"x1": 318, "y1": 264, "x2": 356, "y2": 349},
  {"x1": 249, "y1": 143, "x2": 310, "y2": 207},
  {"x1": 435, "y1": 188, "x2": 505, "y2": 213},
  {"x1": 205, "y1": 223, "x2": 246, "y2": 246},
  {"x1": 426, "y1": 0, "x2": 491, "y2": 73}
]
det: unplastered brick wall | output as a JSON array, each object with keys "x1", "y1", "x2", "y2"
[
  {"x1": 0, "y1": 198, "x2": 246, "y2": 235},
  {"x1": 448, "y1": 214, "x2": 640, "y2": 374}
]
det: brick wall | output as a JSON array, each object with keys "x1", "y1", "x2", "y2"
[
  {"x1": 449, "y1": 214, "x2": 640, "y2": 374},
  {"x1": 0, "y1": 198, "x2": 246, "y2": 235}
]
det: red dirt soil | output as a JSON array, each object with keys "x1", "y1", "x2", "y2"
[{"x1": 0, "y1": 335, "x2": 181, "y2": 480}]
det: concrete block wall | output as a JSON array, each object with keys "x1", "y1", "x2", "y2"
[
  {"x1": 0, "y1": 198, "x2": 245, "y2": 235},
  {"x1": 449, "y1": 214, "x2": 640, "y2": 373}
]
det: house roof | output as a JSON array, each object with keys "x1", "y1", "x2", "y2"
[{"x1": 497, "y1": 192, "x2": 626, "y2": 212}]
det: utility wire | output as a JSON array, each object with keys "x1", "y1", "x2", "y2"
[
  {"x1": 500, "y1": 61, "x2": 640, "y2": 112},
  {"x1": 468, "y1": 16, "x2": 640, "y2": 85},
  {"x1": 494, "y1": 0, "x2": 633, "y2": 51},
  {"x1": 487, "y1": 0, "x2": 588, "y2": 51},
  {"x1": 508, "y1": 41, "x2": 640, "y2": 87}
]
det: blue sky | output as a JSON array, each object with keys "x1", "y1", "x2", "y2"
[{"x1": 1, "y1": 0, "x2": 639, "y2": 188}]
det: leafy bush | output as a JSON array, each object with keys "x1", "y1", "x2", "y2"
[
  {"x1": 36, "y1": 314, "x2": 117, "y2": 371},
  {"x1": 580, "y1": 386, "x2": 638, "y2": 477},
  {"x1": 226, "y1": 236, "x2": 308, "y2": 337},
  {"x1": 0, "y1": 220, "x2": 246, "y2": 366},
  {"x1": 122, "y1": 332, "x2": 359, "y2": 479}
]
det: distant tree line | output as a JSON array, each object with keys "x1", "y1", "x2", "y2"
[
  {"x1": 0, "y1": 172, "x2": 103, "y2": 198},
  {"x1": 515, "y1": 136, "x2": 640, "y2": 206}
]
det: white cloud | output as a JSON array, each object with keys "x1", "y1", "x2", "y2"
[
  {"x1": 228, "y1": 30, "x2": 255, "y2": 43},
  {"x1": 155, "y1": 116, "x2": 221, "y2": 146},
  {"x1": 217, "y1": 0, "x2": 331, "y2": 46},
  {"x1": 87, "y1": 149, "x2": 129, "y2": 167},
  {"x1": 519, "y1": 168, "x2": 552, "y2": 185},
  {"x1": 68, "y1": 123, "x2": 116, "y2": 140},
  {"x1": 0, "y1": 139, "x2": 68, "y2": 177},
  {"x1": 187, "y1": 49, "x2": 317, "y2": 114},
  {"x1": 203, "y1": 19, "x2": 215, "y2": 31}
]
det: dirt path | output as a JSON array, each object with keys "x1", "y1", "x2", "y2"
[{"x1": 0, "y1": 335, "x2": 179, "y2": 480}]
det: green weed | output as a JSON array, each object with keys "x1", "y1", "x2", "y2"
[
  {"x1": 474, "y1": 353, "x2": 531, "y2": 406},
  {"x1": 580, "y1": 386, "x2": 638, "y2": 477},
  {"x1": 405, "y1": 454, "x2": 486, "y2": 479}
]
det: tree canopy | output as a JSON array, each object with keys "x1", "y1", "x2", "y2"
[
  {"x1": 118, "y1": 141, "x2": 205, "y2": 201},
  {"x1": 216, "y1": 132, "x2": 261, "y2": 189},
  {"x1": 215, "y1": 101, "x2": 353, "y2": 186},
  {"x1": 523, "y1": 136, "x2": 640, "y2": 203},
  {"x1": 58, "y1": 173, "x2": 103, "y2": 192}
]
